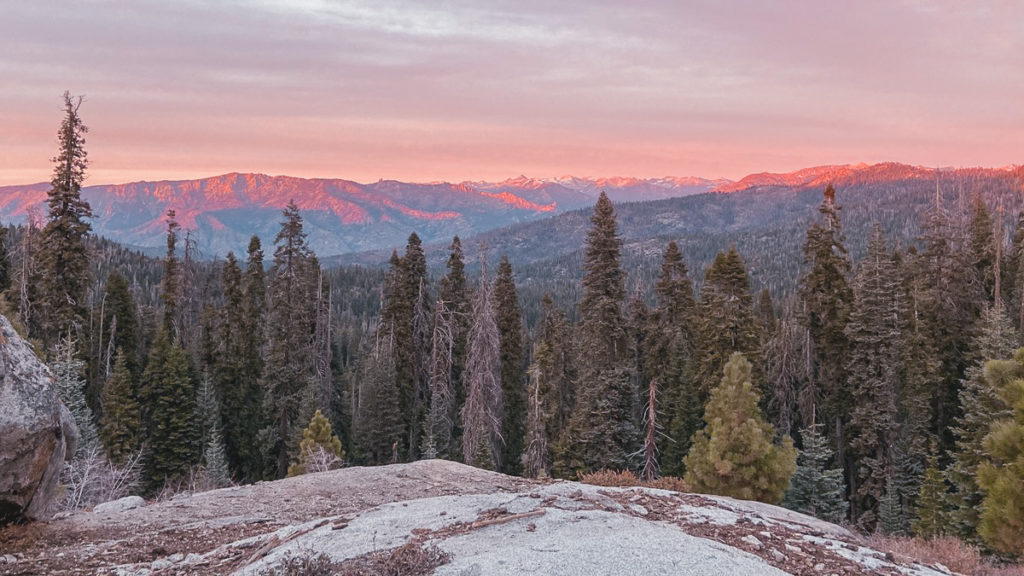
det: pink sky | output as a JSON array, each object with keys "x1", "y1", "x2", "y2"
[{"x1": 2, "y1": 1, "x2": 1022, "y2": 187}]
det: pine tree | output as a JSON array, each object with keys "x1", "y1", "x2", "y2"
[
  {"x1": 556, "y1": 193, "x2": 637, "y2": 475},
  {"x1": 461, "y1": 257, "x2": 503, "y2": 470},
  {"x1": 676, "y1": 246, "x2": 759, "y2": 472},
  {"x1": 537, "y1": 294, "x2": 575, "y2": 456},
  {"x1": 99, "y1": 270, "x2": 139, "y2": 377},
  {"x1": 288, "y1": 409, "x2": 344, "y2": 477},
  {"x1": 845, "y1": 226, "x2": 902, "y2": 528},
  {"x1": 649, "y1": 242, "x2": 696, "y2": 476},
  {"x1": 877, "y1": 473, "x2": 909, "y2": 536},
  {"x1": 494, "y1": 255, "x2": 525, "y2": 475},
  {"x1": 798, "y1": 185, "x2": 853, "y2": 466},
  {"x1": 950, "y1": 304, "x2": 1019, "y2": 540},
  {"x1": 913, "y1": 450, "x2": 949, "y2": 539},
  {"x1": 37, "y1": 92, "x2": 93, "y2": 350},
  {"x1": 968, "y1": 194, "x2": 996, "y2": 303},
  {"x1": 161, "y1": 210, "x2": 181, "y2": 339},
  {"x1": 99, "y1": 349, "x2": 140, "y2": 465},
  {"x1": 214, "y1": 252, "x2": 262, "y2": 481},
  {"x1": 354, "y1": 331, "x2": 403, "y2": 464},
  {"x1": 141, "y1": 331, "x2": 197, "y2": 491},
  {"x1": 976, "y1": 361, "x2": 1024, "y2": 555},
  {"x1": 52, "y1": 337, "x2": 99, "y2": 458},
  {"x1": 784, "y1": 424, "x2": 847, "y2": 523},
  {"x1": 196, "y1": 373, "x2": 231, "y2": 487},
  {"x1": 439, "y1": 236, "x2": 470, "y2": 454},
  {"x1": 262, "y1": 202, "x2": 319, "y2": 477},
  {"x1": 241, "y1": 236, "x2": 266, "y2": 478},
  {"x1": 915, "y1": 193, "x2": 980, "y2": 455},
  {"x1": 756, "y1": 288, "x2": 778, "y2": 338},
  {"x1": 684, "y1": 353, "x2": 796, "y2": 504}
]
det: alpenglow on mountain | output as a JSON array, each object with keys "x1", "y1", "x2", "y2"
[{"x1": 0, "y1": 173, "x2": 727, "y2": 258}]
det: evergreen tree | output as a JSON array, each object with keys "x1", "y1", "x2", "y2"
[
  {"x1": 538, "y1": 295, "x2": 575, "y2": 441},
  {"x1": 37, "y1": 92, "x2": 93, "y2": 350},
  {"x1": 288, "y1": 409, "x2": 344, "y2": 477},
  {"x1": 202, "y1": 421, "x2": 231, "y2": 488},
  {"x1": 141, "y1": 331, "x2": 197, "y2": 491},
  {"x1": 950, "y1": 305, "x2": 1019, "y2": 540},
  {"x1": 241, "y1": 236, "x2": 266, "y2": 478},
  {"x1": 675, "y1": 246, "x2": 759, "y2": 472},
  {"x1": 494, "y1": 255, "x2": 525, "y2": 475},
  {"x1": 784, "y1": 424, "x2": 847, "y2": 523},
  {"x1": 798, "y1": 185, "x2": 853, "y2": 466},
  {"x1": 648, "y1": 242, "x2": 696, "y2": 475},
  {"x1": 354, "y1": 332, "x2": 403, "y2": 464},
  {"x1": 968, "y1": 194, "x2": 996, "y2": 303},
  {"x1": 99, "y1": 349, "x2": 140, "y2": 465},
  {"x1": 877, "y1": 473, "x2": 909, "y2": 536},
  {"x1": 439, "y1": 236, "x2": 470, "y2": 454},
  {"x1": 915, "y1": 195, "x2": 980, "y2": 454},
  {"x1": 461, "y1": 258, "x2": 503, "y2": 470},
  {"x1": 214, "y1": 252, "x2": 262, "y2": 481},
  {"x1": 161, "y1": 210, "x2": 181, "y2": 339},
  {"x1": 845, "y1": 226, "x2": 902, "y2": 528},
  {"x1": 99, "y1": 270, "x2": 139, "y2": 377},
  {"x1": 556, "y1": 193, "x2": 637, "y2": 475},
  {"x1": 977, "y1": 360, "x2": 1024, "y2": 555},
  {"x1": 756, "y1": 288, "x2": 778, "y2": 338},
  {"x1": 196, "y1": 373, "x2": 230, "y2": 487},
  {"x1": 684, "y1": 353, "x2": 796, "y2": 504},
  {"x1": 262, "y1": 202, "x2": 319, "y2": 477},
  {"x1": 913, "y1": 450, "x2": 949, "y2": 539}
]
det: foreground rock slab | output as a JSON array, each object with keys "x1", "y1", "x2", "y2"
[
  {"x1": 0, "y1": 460, "x2": 962, "y2": 576},
  {"x1": 0, "y1": 314, "x2": 77, "y2": 523}
]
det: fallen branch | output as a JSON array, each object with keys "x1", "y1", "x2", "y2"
[{"x1": 469, "y1": 509, "x2": 545, "y2": 530}]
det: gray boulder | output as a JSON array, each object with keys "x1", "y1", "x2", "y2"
[
  {"x1": 93, "y1": 495, "x2": 145, "y2": 515},
  {"x1": 0, "y1": 314, "x2": 78, "y2": 522}
]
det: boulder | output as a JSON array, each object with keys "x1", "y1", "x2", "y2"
[
  {"x1": 93, "y1": 495, "x2": 145, "y2": 515},
  {"x1": 0, "y1": 314, "x2": 78, "y2": 523}
]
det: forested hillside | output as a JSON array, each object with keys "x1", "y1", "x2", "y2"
[{"x1": 8, "y1": 97, "x2": 1023, "y2": 560}]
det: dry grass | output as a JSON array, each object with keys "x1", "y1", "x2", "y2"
[
  {"x1": 864, "y1": 534, "x2": 1024, "y2": 576},
  {"x1": 336, "y1": 542, "x2": 451, "y2": 576},
  {"x1": 579, "y1": 469, "x2": 690, "y2": 492}
]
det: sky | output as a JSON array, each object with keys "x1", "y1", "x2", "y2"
[{"x1": 1, "y1": 1, "x2": 1022, "y2": 186}]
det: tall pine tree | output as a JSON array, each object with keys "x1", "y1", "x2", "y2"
[
  {"x1": 556, "y1": 193, "x2": 637, "y2": 476},
  {"x1": 262, "y1": 202, "x2": 319, "y2": 477},
  {"x1": 494, "y1": 255, "x2": 525, "y2": 475},
  {"x1": 37, "y1": 92, "x2": 93, "y2": 350}
]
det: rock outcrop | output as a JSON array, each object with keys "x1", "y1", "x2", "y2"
[
  {"x1": 0, "y1": 315, "x2": 77, "y2": 523},
  {"x1": 0, "y1": 461, "x2": 972, "y2": 575}
]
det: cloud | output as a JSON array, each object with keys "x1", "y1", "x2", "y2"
[{"x1": 0, "y1": 0, "x2": 1021, "y2": 186}]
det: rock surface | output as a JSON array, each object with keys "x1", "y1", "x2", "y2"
[
  {"x1": 0, "y1": 460, "x2": 969, "y2": 575},
  {"x1": 93, "y1": 496, "x2": 145, "y2": 515},
  {"x1": 0, "y1": 314, "x2": 77, "y2": 523}
]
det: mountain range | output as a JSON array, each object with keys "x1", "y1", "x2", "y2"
[
  {"x1": 0, "y1": 173, "x2": 726, "y2": 258},
  {"x1": 1, "y1": 162, "x2": 1018, "y2": 262}
]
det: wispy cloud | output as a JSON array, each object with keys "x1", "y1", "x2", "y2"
[{"x1": 1, "y1": 1, "x2": 1021, "y2": 186}]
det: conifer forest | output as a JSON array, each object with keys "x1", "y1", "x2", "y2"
[{"x1": 11, "y1": 93, "x2": 1024, "y2": 560}]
